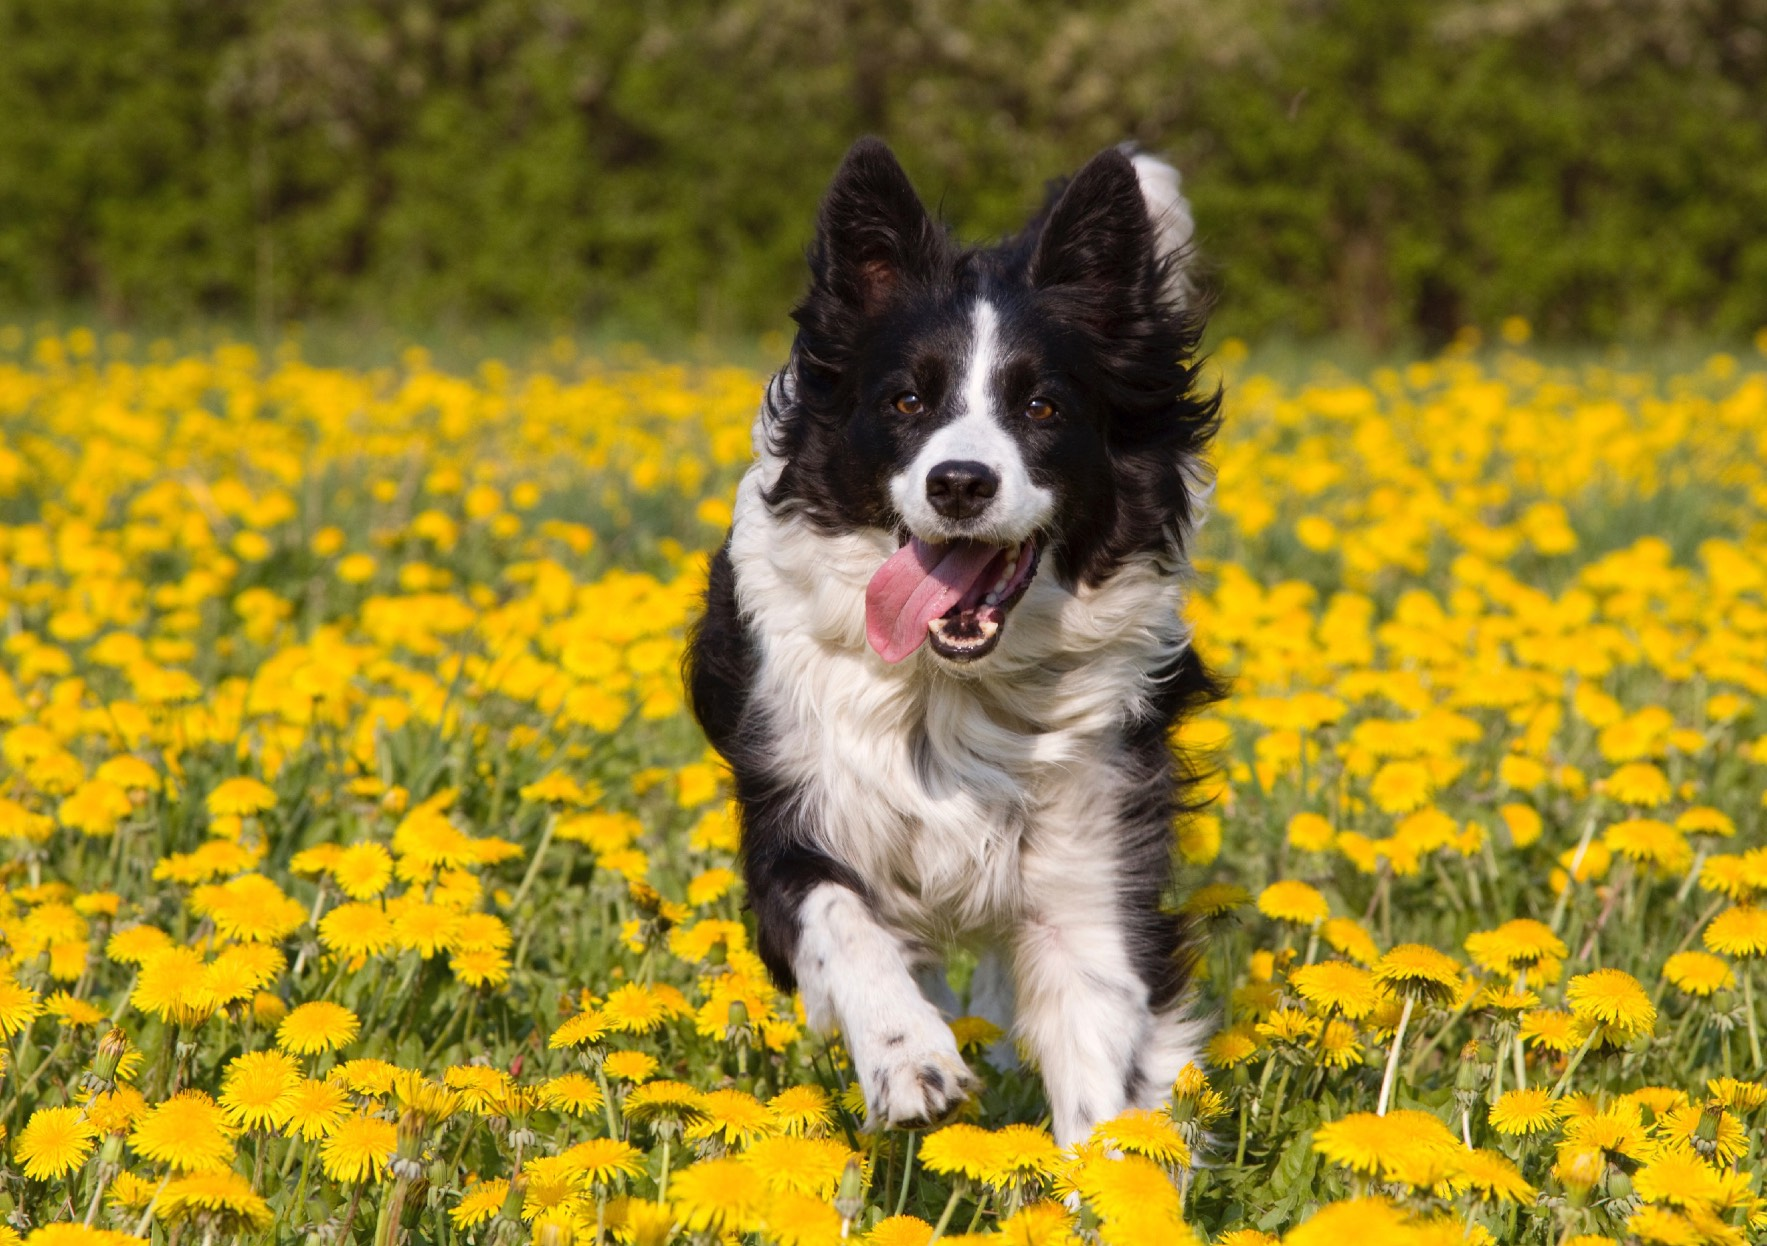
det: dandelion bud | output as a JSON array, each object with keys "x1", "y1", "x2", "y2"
[
  {"x1": 99, "y1": 1132, "x2": 125, "y2": 1167},
  {"x1": 834, "y1": 1156, "x2": 865, "y2": 1223},
  {"x1": 1604, "y1": 1168, "x2": 1632, "y2": 1202},
  {"x1": 1455, "y1": 1042, "x2": 1484, "y2": 1092},
  {"x1": 90, "y1": 1026, "x2": 127, "y2": 1086}
]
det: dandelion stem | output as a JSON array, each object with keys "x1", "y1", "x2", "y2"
[
  {"x1": 1548, "y1": 1029, "x2": 1600, "y2": 1100},
  {"x1": 337, "y1": 1181, "x2": 364, "y2": 1246},
  {"x1": 1743, "y1": 965, "x2": 1763, "y2": 1070},
  {"x1": 510, "y1": 813, "x2": 558, "y2": 913},
  {"x1": 927, "y1": 1180, "x2": 967, "y2": 1242},
  {"x1": 1377, "y1": 995, "x2": 1415, "y2": 1116},
  {"x1": 963, "y1": 1189, "x2": 991, "y2": 1234},
  {"x1": 1549, "y1": 808, "x2": 1599, "y2": 936},
  {"x1": 895, "y1": 1130, "x2": 917, "y2": 1219}
]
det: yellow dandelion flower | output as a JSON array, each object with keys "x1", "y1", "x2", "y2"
[
  {"x1": 948, "y1": 1015, "x2": 1006, "y2": 1051},
  {"x1": 218, "y1": 1049, "x2": 300, "y2": 1131},
  {"x1": 1180, "y1": 882, "x2": 1251, "y2": 919},
  {"x1": 668, "y1": 1157, "x2": 764, "y2": 1234},
  {"x1": 1625, "y1": 1205, "x2": 1705, "y2": 1245},
  {"x1": 1662, "y1": 950, "x2": 1735, "y2": 996},
  {"x1": 866, "y1": 1216, "x2": 936, "y2": 1246},
  {"x1": 599, "y1": 982, "x2": 676, "y2": 1034},
  {"x1": 331, "y1": 843, "x2": 395, "y2": 900},
  {"x1": 449, "y1": 947, "x2": 510, "y2": 988},
  {"x1": 1566, "y1": 968, "x2": 1656, "y2": 1042},
  {"x1": 450, "y1": 1179, "x2": 508, "y2": 1229},
  {"x1": 105, "y1": 924, "x2": 172, "y2": 966},
  {"x1": 538, "y1": 1072, "x2": 605, "y2": 1117},
  {"x1": 1704, "y1": 905, "x2": 1767, "y2": 958},
  {"x1": 559, "y1": 1137, "x2": 646, "y2": 1188},
  {"x1": 129, "y1": 1090, "x2": 238, "y2": 1173},
  {"x1": 1315, "y1": 1109, "x2": 1461, "y2": 1180},
  {"x1": 1518, "y1": 1007, "x2": 1583, "y2": 1053},
  {"x1": 319, "y1": 1112, "x2": 396, "y2": 1183},
  {"x1": 1676, "y1": 807, "x2": 1735, "y2": 838},
  {"x1": 1290, "y1": 960, "x2": 1381, "y2": 1019},
  {"x1": 549, "y1": 1009, "x2": 609, "y2": 1050},
  {"x1": 1090, "y1": 1108, "x2": 1191, "y2": 1167},
  {"x1": 1371, "y1": 944, "x2": 1462, "y2": 1004},
  {"x1": 1489, "y1": 1088, "x2": 1564, "y2": 1136},
  {"x1": 1207, "y1": 1024, "x2": 1263, "y2": 1068},
  {"x1": 919, "y1": 1123, "x2": 1000, "y2": 1182},
  {"x1": 317, "y1": 902, "x2": 396, "y2": 959},
  {"x1": 329, "y1": 1058, "x2": 401, "y2": 1098},
  {"x1": 1448, "y1": 1148, "x2": 1535, "y2": 1203},
  {"x1": 0, "y1": 974, "x2": 44, "y2": 1037},
  {"x1": 277, "y1": 1001, "x2": 361, "y2": 1055},
  {"x1": 1707, "y1": 1077, "x2": 1767, "y2": 1112},
  {"x1": 603, "y1": 1049, "x2": 658, "y2": 1082},
  {"x1": 157, "y1": 1170, "x2": 273, "y2": 1231},
  {"x1": 1602, "y1": 762, "x2": 1672, "y2": 807},
  {"x1": 284, "y1": 1077, "x2": 351, "y2": 1141},
  {"x1": 767, "y1": 1085, "x2": 833, "y2": 1136},
  {"x1": 624, "y1": 1081, "x2": 707, "y2": 1127},
  {"x1": 1463, "y1": 918, "x2": 1567, "y2": 974},
  {"x1": 685, "y1": 1089, "x2": 776, "y2": 1149},
  {"x1": 14, "y1": 1106, "x2": 97, "y2": 1180},
  {"x1": 1282, "y1": 1198, "x2": 1415, "y2": 1245},
  {"x1": 1257, "y1": 880, "x2": 1329, "y2": 926},
  {"x1": 1603, "y1": 818, "x2": 1692, "y2": 875},
  {"x1": 206, "y1": 777, "x2": 276, "y2": 818},
  {"x1": 389, "y1": 902, "x2": 462, "y2": 957},
  {"x1": 740, "y1": 1135, "x2": 855, "y2": 1197}
]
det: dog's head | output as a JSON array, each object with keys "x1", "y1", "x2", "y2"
[{"x1": 763, "y1": 138, "x2": 1218, "y2": 665}]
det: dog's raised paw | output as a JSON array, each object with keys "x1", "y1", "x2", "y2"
[{"x1": 863, "y1": 1042, "x2": 977, "y2": 1131}]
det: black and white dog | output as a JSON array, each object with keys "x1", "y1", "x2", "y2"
[{"x1": 687, "y1": 138, "x2": 1221, "y2": 1147}]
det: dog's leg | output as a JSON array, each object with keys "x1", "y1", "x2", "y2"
[
  {"x1": 1011, "y1": 814, "x2": 1206, "y2": 1148},
  {"x1": 790, "y1": 882, "x2": 977, "y2": 1129}
]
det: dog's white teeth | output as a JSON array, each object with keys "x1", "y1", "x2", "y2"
[
  {"x1": 1002, "y1": 560, "x2": 1017, "y2": 581},
  {"x1": 984, "y1": 592, "x2": 1000, "y2": 606}
]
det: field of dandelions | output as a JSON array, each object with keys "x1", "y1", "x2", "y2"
[{"x1": 0, "y1": 321, "x2": 1765, "y2": 1246}]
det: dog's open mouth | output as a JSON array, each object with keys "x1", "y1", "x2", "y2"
[{"x1": 865, "y1": 537, "x2": 1041, "y2": 663}]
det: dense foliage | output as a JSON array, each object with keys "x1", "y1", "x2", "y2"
[
  {"x1": 3, "y1": 0, "x2": 1766, "y2": 345},
  {"x1": 0, "y1": 325, "x2": 1765, "y2": 1244}
]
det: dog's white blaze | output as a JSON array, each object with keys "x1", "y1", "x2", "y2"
[
  {"x1": 730, "y1": 378, "x2": 1204, "y2": 1133},
  {"x1": 888, "y1": 299, "x2": 1054, "y2": 544}
]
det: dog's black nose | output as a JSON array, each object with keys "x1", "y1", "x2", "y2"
[{"x1": 925, "y1": 460, "x2": 1000, "y2": 520}]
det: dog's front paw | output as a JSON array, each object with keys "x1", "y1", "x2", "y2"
[{"x1": 860, "y1": 1030, "x2": 977, "y2": 1130}]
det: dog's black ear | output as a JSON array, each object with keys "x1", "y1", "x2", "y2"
[
  {"x1": 1029, "y1": 147, "x2": 1155, "y2": 312},
  {"x1": 809, "y1": 138, "x2": 941, "y2": 316}
]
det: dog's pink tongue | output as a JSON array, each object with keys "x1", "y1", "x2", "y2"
[{"x1": 866, "y1": 539, "x2": 1000, "y2": 662}]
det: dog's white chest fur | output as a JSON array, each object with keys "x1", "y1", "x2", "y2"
[{"x1": 727, "y1": 464, "x2": 1189, "y2": 941}]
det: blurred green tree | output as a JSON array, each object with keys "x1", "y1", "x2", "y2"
[{"x1": 1, "y1": 0, "x2": 1763, "y2": 344}]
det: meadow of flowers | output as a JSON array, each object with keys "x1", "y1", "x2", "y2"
[{"x1": 0, "y1": 321, "x2": 1764, "y2": 1246}]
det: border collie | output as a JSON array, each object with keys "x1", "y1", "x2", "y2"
[{"x1": 687, "y1": 137, "x2": 1221, "y2": 1147}]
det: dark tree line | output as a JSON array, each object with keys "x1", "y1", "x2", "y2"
[{"x1": 3, "y1": 0, "x2": 1764, "y2": 346}]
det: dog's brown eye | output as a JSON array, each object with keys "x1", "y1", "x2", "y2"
[
  {"x1": 1025, "y1": 397, "x2": 1056, "y2": 421},
  {"x1": 893, "y1": 392, "x2": 925, "y2": 416}
]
